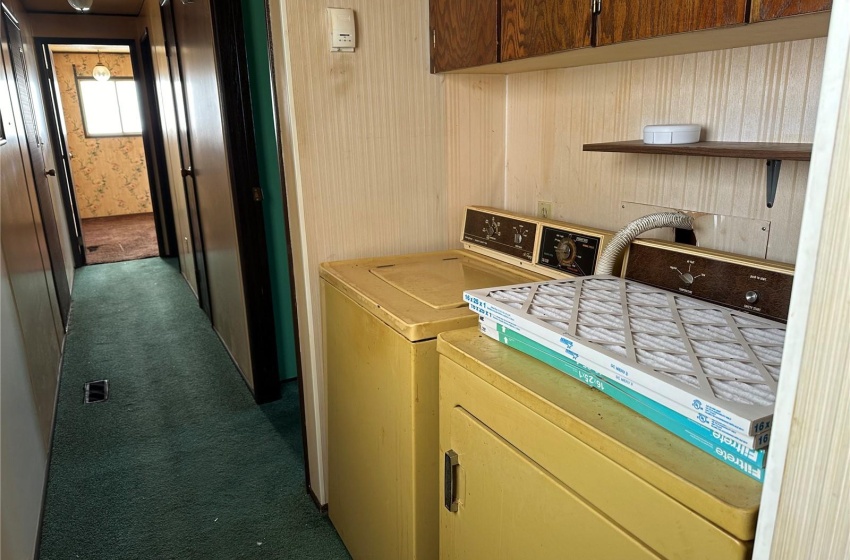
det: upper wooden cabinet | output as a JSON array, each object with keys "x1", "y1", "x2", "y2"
[
  {"x1": 750, "y1": 0, "x2": 832, "y2": 22},
  {"x1": 428, "y1": 0, "x2": 831, "y2": 73},
  {"x1": 501, "y1": 0, "x2": 593, "y2": 62},
  {"x1": 430, "y1": 0, "x2": 499, "y2": 73},
  {"x1": 596, "y1": 0, "x2": 747, "y2": 46}
]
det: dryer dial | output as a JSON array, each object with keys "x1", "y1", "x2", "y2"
[{"x1": 555, "y1": 238, "x2": 578, "y2": 266}]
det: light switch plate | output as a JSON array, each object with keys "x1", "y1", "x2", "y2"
[{"x1": 328, "y1": 8, "x2": 356, "y2": 52}]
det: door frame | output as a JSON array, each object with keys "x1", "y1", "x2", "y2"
[
  {"x1": 138, "y1": 29, "x2": 178, "y2": 258},
  {"x1": 241, "y1": 0, "x2": 310, "y2": 487},
  {"x1": 34, "y1": 37, "x2": 176, "y2": 268},
  {"x1": 206, "y1": 0, "x2": 281, "y2": 403}
]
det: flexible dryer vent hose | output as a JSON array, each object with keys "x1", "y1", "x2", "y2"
[{"x1": 596, "y1": 212, "x2": 695, "y2": 275}]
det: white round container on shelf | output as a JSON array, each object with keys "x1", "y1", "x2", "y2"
[{"x1": 643, "y1": 124, "x2": 701, "y2": 145}]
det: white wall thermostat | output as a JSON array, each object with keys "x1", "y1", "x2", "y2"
[{"x1": 328, "y1": 8, "x2": 356, "y2": 52}]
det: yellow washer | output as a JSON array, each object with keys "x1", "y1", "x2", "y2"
[{"x1": 320, "y1": 207, "x2": 616, "y2": 559}]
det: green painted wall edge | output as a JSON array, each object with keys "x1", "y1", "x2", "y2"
[{"x1": 242, "y1": 0, "x2": 298, "y2": 380}]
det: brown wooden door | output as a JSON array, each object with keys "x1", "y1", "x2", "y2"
[
  {"x1": 501, "y1": 0, "x2": 593, "y2": 62},
  {"x1": 596, "y1": 0, "x2": 746, "y2": 46},
  {"x1": 750, "y1": 0, "x2": 831, "y2": 22},
  {"x1": 2, "y1": 11, "x2": 70, "y2": 327},
  {"x1": 430, "y1": 0, "x2": 499, "y2": 73},
  {"x1": 161, "y1": 0, "x2": 212, "y2": 317}
]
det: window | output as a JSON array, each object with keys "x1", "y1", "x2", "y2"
[{"x1": 77, "y1": 78, "x2": 142, "y2": 137}]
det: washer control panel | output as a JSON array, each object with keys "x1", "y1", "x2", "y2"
[
  {"x1": 537, "y1": 227, "x2": 602, "y2": 277},
  {"x1": 462, "y1": 208, "x2": 537, "y2": 262},
  {"x1": 623, "y1": 240, "x2": 794, "y2": 322}
]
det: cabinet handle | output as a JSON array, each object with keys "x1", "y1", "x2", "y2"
[
  {"x1": 181, "y1": 167, "x2": 193, "y2": 178},
  {"x1": 44, "y1": 169, "x2": 56, "y2": 177},
  {"x1": 444, "y1": 450, "x2": 459, "y2": 512}
]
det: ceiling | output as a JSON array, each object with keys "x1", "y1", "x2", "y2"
[{"x1": 21, "y1": 0, "x2": 145, "y2": 16}]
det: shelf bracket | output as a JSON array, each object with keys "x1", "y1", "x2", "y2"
[{"x1": 765, "y1": 159, "x2": 782, "y2": 208}]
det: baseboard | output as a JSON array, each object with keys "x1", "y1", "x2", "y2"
[{"x1": 308, "y1": 484, "x2": 327, "y2": 513}]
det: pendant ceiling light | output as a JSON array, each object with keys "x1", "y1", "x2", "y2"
[
  {"x1": 92, "y1": 51, "x2": 111, "y2": 82},
  {"x1": 68, "y1": 0, "x2": 93, "y2": 11}
]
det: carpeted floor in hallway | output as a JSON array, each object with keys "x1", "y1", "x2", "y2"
[{"x1": 39, "y1": 258, "x2": 350, "y2": 560}]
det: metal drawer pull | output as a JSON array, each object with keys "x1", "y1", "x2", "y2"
[{"x1": 444, "y1": 450, "x2": 459, "y2": 512}]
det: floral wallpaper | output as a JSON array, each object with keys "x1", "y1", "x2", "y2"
[{"x1": 53, "y1": 52, "x2": 152, "y2": 218}]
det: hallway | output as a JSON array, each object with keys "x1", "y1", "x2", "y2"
[{"x1": 38, "y1": 258, "x2": 349, "y2": 559}]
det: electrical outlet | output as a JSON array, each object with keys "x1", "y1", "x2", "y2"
[{"x1": 538, "y1": 201, "x2": 552, "y2": 219}]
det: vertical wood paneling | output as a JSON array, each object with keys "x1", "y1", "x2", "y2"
[
  {"x1": 755, "y1": 3, "x2": 850, "y2": 555},
  {"x1": 270, "y1": 0, "x2": 505, "y2": 502},
  {"x1": 505, "y1": 38, "x2": 826, "y2": 263},
  {"x1": 445, "y1": 74, "x2": 506, "y2": 247}
]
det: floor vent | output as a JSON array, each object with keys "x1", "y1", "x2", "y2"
[{"x1": 84, "y1": 380, "x2": 109, "y2": 404}]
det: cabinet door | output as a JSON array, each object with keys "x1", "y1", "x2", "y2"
[
  {"x1": 430, "y1": 0, "x2": 499, "y2": 73},
  {"x1": 501, "y1": 0, "x2": 593, "y2": 62},
  {"x1": 597, "y1": 0, "x2": 746, "y2": 46},
  {"x1": 750, "y1": 0, "x2": 831, "y2": 22},
  {"x1": 441, "y1": 407, "x2": 660, "y2": 560}
]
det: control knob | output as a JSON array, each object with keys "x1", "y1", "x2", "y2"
[
  {"x1": 555, "y1": 238, "x2": 578, "y2": 267},
  {"x1": 745, "y1": 291, "x2": 759, "y2": 304}
]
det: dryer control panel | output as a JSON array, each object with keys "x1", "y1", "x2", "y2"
[
  {"x1": 462, "y1": 207, "x2": 615, "y2": 278},
  {"x1": 537, "y1": 226, "x2": 601, "y2": 277}
]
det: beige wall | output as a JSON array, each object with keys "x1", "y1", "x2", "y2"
[
  {"x1": 0, "y1": 252, "x2": 50, "y2": 560},
  {"x1": 755, "y1": 3, "x2": 850, "y2": 556},
  {"x1": 52, "y1": 51, "x2": 152, "y2": 218},
  {"x1": 273, "y1": 3, "x2": 829, "y2": 505},
  {"x1": 504, "y1": 38, "x2": 826, "y2": 265},
  {"x1": 137, "y1": 0, "x2": 197, "y2": 293},
  {"x1": 270, "y1": 0, "x2": 506, "y2": 501}
]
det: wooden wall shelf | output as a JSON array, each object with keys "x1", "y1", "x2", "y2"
[
  {"x1": 582, "y1": 140, "x2": 812, "y2": 160},
  {"x1": 582, "y1": 140, "x2": 813, "y2": 208}
]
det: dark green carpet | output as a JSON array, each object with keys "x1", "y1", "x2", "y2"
[{"x1": 39, "y1": 258, "x2": 350, "y2": 560}]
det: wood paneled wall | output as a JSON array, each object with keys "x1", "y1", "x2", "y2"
[
  {"x1": 138, "y1": 0, "x2": 197, "y2": 294},
  {"x1": 755, "y1": 3, "x2": 850, "y2": 556},
  {"x1": 270, "y1": 0, "x2": 506, "y2": 502},
  {"x1": 505, "y1": 38, "x2": 827, "y2": 264},
  {"x1": 0, "y1": 1, "x2": 67, "y2": 557}
]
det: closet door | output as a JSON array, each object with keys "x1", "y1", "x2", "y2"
[
  {"x1": 2, "y1": 10, "x2": 70, "y2": 327},
  {"x1": 161, "y1": 0, "x2": 211, "y2": 317}
]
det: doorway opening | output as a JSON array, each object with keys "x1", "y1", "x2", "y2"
[{"x1": 41, "y1": 42, "x2": 171, "y2": 266}]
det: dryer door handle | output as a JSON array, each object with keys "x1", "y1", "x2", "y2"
[{"x1": 444, "y1": 450, "x2": 459, "y2": 512}]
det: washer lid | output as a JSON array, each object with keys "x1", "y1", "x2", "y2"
[
  {"x1": 320, "y1": 250, "x2": 542, "y2": 341},
  {"x1": 371, "y1": 257, "x2": 526, "y2": 310}
]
